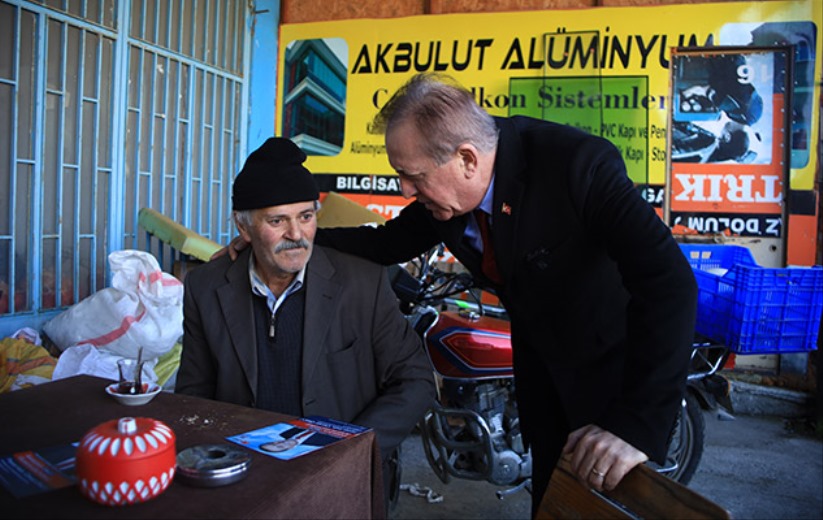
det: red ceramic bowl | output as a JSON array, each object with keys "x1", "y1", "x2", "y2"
[{"x1": 76, "y1": 417, "x2": 176, "y2": 506}]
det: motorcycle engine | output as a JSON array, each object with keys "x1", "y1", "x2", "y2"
[{"x1": 434, "y1": 379, "x2": 531, "y2": 486}]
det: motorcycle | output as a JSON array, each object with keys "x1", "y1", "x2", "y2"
[{"x1": 389, "y1": 245, "x2": 731, "y2": 498}]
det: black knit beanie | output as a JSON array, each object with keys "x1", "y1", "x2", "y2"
[{"x1": 232, "y1": 137, "x2": 319, "y2": 210}]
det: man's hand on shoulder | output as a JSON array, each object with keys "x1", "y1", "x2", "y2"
[{"x1": 210, "y1": 235, "x2": 250, "y2": 261}]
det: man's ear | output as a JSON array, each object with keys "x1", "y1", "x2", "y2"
[
  {"x1": 234, "y1": 213, "x2": 252, "y2": 242},
  {"x1": 457, "y1": 144, "x2": 480, "y2": 178}
]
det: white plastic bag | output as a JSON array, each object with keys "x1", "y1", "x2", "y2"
[
  {"x1": 51, "y1": 344, "x2": 158, "y2": 383},
  {"x1": 43, "y1": 250, "x2": 183, "y2": 359}
]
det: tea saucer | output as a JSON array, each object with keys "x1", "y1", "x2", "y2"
[{"x1": 105, "y1": 382, "x2": 162, "y2": 406}]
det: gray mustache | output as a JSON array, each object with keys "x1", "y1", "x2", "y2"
[{"x1": 275, "y1": 239, "x2": 310, "y2": 253}]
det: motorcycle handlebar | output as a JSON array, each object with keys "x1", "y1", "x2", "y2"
[
  {"x1": 388, "y1": 251, "x2": 481, "y2": 307},
  {"x1": 387, "y1": 264, "x2": 423, "y2": 304}
]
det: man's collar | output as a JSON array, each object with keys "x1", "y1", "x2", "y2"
[
  {"x1": 248, "y1": 253, "x2": 307, "y2": 300},
  {"x1": 478, "y1": 174, "x2": 495, "y2": 215}
]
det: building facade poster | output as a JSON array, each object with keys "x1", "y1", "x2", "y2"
[
  {"x1": 276, "y1": 0, "x2": 820, "y2": 223},
  {"x1": 668, "y1": 47, "x2": 790, "y2": 239}
]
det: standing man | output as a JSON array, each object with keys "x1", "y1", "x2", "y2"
[
  {"x1": 319, "y1": 73, "x2": 697, "y2": 513},
  {"x1": 223, "y1": 73, "x2": 697, "y2": 515},
  {"x1": 177, "y1": 137, "x2": 435, "y2": 511}
]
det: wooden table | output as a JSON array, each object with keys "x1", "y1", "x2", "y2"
[{"x1": 0, "y1": 376, "x2": 384, "y2": 519}]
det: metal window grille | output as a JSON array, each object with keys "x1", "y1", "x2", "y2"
[{"x1": 0, "y1": 0, "x2": 248, "y2": 333}]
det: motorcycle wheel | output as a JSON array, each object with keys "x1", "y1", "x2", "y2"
[{"x1": 664, "y1": 391, "x2": 705, "y2": 485}]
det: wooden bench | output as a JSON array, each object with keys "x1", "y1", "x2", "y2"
[
  {"x1": 537, "y1": 456, "x2": 731, "y2": 519},
  {"x1": 317, "y1": 191, "x2": 387, "y2": 228},
  {"x1": 137, "y1": 207, "x2": 223, "y2": 280},
  {"x1": 137, "y1": 207, "x2": 222, "y2": 262},
  {"x1": 137, "y1": 194, "x2": 385, "y2": 280}
]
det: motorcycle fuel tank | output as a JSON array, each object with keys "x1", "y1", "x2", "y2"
[{"x1": 426, "y1": 310, "x2": 514, "y2": 379}]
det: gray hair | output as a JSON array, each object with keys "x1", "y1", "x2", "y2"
[
  {"x1": 373, "y1": 73, "x2": 499, "y2": 166},
  {"x1": 233, "y1": 209, "x2": 253, "y2": 229},
  {"x1": 232, "y1": 200, "x2": 321, "y2": 229}
]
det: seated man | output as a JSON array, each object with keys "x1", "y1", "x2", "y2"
[{"x1": 176, "y1": 137, "x2": 436, "y2": 509}]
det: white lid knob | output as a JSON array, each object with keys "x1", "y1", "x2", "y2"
[{"x1": 118, "y1": 417, "x2": 137, "y2": 435}]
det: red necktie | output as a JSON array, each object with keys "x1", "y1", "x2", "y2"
[{"x1": 474, "y1": 210, "x2": 502, "y2": 286}]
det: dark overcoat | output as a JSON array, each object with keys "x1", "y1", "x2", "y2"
[{"x1": 317, "y1": 115, "x2": 698, "y2": 475}]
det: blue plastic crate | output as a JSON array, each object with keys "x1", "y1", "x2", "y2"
[
  {"x1": 679, "y1": 244, "x2": 756, "y2": 345},
  {"x1": 679, "y1": 244, "x2": 823, "y2": 354}
]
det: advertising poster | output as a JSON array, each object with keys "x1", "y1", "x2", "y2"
[
  {"x1": 669, "y1": 47, "x2": 789, "y2": 239},
  {"x1": 276, "y1": 0, "x2": 820, "y2": 253}
]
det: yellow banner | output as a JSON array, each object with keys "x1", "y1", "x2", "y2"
[{"x1": 277, "y1": 0, "x2": 820, "y2": 208}]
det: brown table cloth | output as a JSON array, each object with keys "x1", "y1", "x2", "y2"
[{"x1": 0, "y1": 375, "x2": 384, "y2": 519}]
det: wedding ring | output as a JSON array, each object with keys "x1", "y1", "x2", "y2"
[{"x1": 591, "y1": 468, "x2": 606, "y2": 478}]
